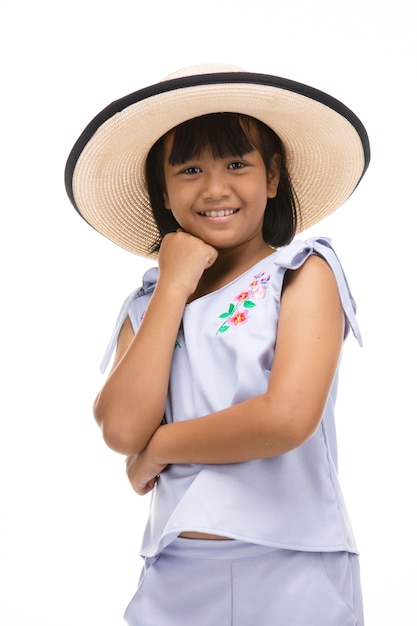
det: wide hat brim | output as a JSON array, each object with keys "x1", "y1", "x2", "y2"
[{"x1": 65, "y1": 65, "x2": 370, "y2": 258}]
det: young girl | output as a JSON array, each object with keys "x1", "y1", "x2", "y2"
[{"x1": 65, "y1": 64, "x2": 370, "y2": 625}]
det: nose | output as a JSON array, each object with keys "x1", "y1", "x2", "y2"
[{"x1": 201, "y1": 169, "x2": 230, "y2": 202}]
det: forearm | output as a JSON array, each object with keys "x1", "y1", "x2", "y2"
[
  {"x1": 94, "y1": 232, "x2": 219, "y2": 455},
  {"x1": 94, "y1": 279, "x2": 187, "y2": 454},
  {"x1": 147, "y1": 393, "x2": 321, "y2": 466}
]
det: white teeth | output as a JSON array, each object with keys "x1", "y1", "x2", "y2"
[{"x1": 200, "y1": 209, "x2": 237, "y2": 217}]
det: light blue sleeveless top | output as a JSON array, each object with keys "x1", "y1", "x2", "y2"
[{"x1": 101, "y1": 237, "x2": 362, "y2": 557}]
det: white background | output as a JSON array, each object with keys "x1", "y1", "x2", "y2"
[{"x1": 1, "y1": 1, "x2": 415, "y2": 624}]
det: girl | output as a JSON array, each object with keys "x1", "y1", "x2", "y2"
[{"x1": 65, "y1": 65, "x2": 370, "y2": 625}]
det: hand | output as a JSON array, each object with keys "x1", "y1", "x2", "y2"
[
  {"x1": 158, "y1": 230, "x2": 218, "y2": 298},
  {"x1": 125, "y1": 447, "x2": 167, "y2": 496}
]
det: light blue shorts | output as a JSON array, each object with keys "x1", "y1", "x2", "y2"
[{"x1": 124, "y1": 538, "x2": 364, "y2": 626}]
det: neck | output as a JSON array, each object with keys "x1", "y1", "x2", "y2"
[
  {"x1": 213, "y1": 237, "x2": 274, "y2": 274},
  {"x1": 189, "y1": 238, "x2": 275, "y2": 302}
]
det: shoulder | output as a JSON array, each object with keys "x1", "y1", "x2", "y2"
[
  {"x1": 126, "y1": 267, "x2": 159, "y2": 322},
  {"x1": 273, "y1": 238, "x2": 362, "y2": 345},
  {"x1": 266, "y1": 237, "x2": 340, "y2": 301},
  {"x1": 283, "y1": 253, "x2": 336, "y2": 290},
  {"x1": 281, "y1": 253, "x2": 343, "y2": 320},
  {"x1": 270, "y1": 237, "x2": 347, "y2": 296},
  {"x1": 99, "y1": 266, "x2": 159, "y2": 373}
]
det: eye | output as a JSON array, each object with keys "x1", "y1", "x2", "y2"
[
  {"x1": 228, "y1": 161, "x2": 246, "y2": 170},
  {"x1": 182, "y1": 166, "x2": 201, "y2": 175}
]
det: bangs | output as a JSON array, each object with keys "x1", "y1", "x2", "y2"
[{"x1": 167, "y1": 113, "x2": 258, "y2": 165}]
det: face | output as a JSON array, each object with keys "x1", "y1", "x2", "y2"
[{"x1": 162, "y1": 133, "x2": 280, "y2": 251}]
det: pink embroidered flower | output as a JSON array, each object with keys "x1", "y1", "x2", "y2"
[
  {"x1": 231, "y1": 310, "x2": 249, "y2": 326},
  {"x1": 235, "y1": 290, "x2": 250, "y2": 302},
  {"x1": 253, "y1": 285, "x2": 267, "y2": 299}
]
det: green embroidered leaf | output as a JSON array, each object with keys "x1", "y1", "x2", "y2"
[
  {"x1": 219, "y1": 303, "x2": 236, "y2": 319},
  {"x1": 218, "y1": 325, "x2": 230, "y2": 333},
  {"x1": 243, "y1": 300, "x2": 256, "y2": 309}
]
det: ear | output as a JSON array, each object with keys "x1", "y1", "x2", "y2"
[{"x1": 267, "y1": 154, "x2": 281, "y2": 198}]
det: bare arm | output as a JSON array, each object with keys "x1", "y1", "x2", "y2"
[
  {"x1": 127, "y1": 255, "x2": 345, "y2": 494},
  {"x1": 93, "y1": 231, "x2": 218, "y2": 454}
]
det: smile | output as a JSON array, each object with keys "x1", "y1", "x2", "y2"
[{"x1": 199, "y1": 209, "x2": 239, "y2": 217}]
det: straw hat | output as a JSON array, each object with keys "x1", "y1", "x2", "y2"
[{"x1": 65, "y1": 64, "x2": 370, "y2": 258}]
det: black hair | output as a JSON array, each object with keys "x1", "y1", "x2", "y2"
[{"x1": 145, "y1": 113, "x2": 299, "y2": 254}]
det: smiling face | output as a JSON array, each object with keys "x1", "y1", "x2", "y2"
[
  {"x1": 145, "y1": 113, "x2": 298, "y2": 255},
  {"x1": 162, "y1": 135, "x2": 279, "y2": 251}
]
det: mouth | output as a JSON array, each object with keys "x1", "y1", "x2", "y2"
[{"x1": 198, "y1": 209, "x2": 239, "y2": 217}]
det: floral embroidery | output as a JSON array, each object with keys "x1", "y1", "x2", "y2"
[{"x1": 217, "y1": 271, "x2": 271, "y2": 334}]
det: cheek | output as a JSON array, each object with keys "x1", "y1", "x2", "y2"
[
  {"x1": 165, "y1": 183, "x2": 194, "y2": 214},
  {"x1": 253, "y1": 181, "x2": 272, "y2": 205},
  {"x1": 163, "y1": 180, "x2": 180, "y2": 211}
]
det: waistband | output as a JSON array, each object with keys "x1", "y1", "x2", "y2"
[{"x1": 161, "y1": 537, "x2": 279, "y2": 560}]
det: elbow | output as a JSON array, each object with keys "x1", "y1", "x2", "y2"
[
  {"x1": 263, "y1": 394, "x2": 323, "y2": 454},
  {"x1": 282, "y1": 407, "x2": 323, "y2": 451},
  {"x1": 93, "y1": 396, "x2": 146, "y2": 455},
  {"x1": 100, "y1": 419, "x2": 144, "y2": 456}
]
